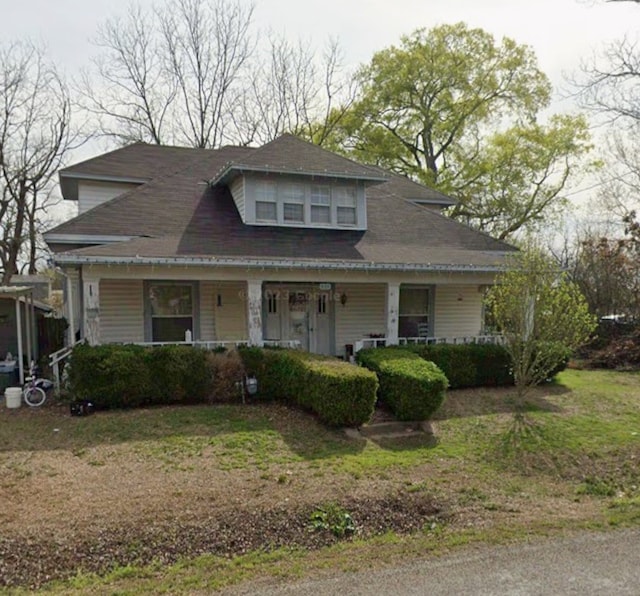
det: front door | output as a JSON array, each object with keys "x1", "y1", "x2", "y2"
[
  {"x1": 311, "y1": 291, "x2": 331, "y2": 355},
  {"x1": 288, "y1": 291, "x2": 310, "y2": 351},
  {"x1": 263, "y1": 285, "x2": 333, "y2": 354}
]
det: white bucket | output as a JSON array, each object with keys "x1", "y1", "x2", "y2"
[{"x1": 5, "y1": 387, "x2": 22, "y2": 409}]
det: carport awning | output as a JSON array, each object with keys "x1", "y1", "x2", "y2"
[{"x1": 0, "y1": 286, "x2": 39, "y2": 384}]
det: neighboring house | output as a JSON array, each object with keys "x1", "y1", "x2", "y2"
[
  {"x1": 0, "y1": 285, "x2": 52, "y2": 366},
  {"x1": 44, "y1": 134, "x2": 516, "y2": 357}
]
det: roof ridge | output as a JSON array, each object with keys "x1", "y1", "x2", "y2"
[
  {"x1": 60, "y1": 142, "x2": 220, "y2": 176},
  {"x1": 238, "y1": 133, "x2": 387, "y2": 176}
]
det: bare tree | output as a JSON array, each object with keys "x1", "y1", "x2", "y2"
[
  {"x1": 232, "y1": 35, "x2": 355, "y2": 146},
  {"x1": 0, "y1": 41, "x2": 74, "y2": 284},
  {"x1": 159, "y1": 0, "x2": 254, "y2": 148},
  {"x1": 77, "y1": 4, "x2": 174, "y2": 145},
  {"x1": 77, "y1": 0, "x2": 254, "y2": 148},
  {"x1": 79, "y1": 0, "x2": 354, "y2": 148},
  {"x1": 577, "y1": 35, "x2": 640, "y2": 126}
]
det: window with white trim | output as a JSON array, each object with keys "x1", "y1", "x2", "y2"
[
  {"x1": 398, "y1": 287, "x2": 430, "y2": 339},
  {"x1": 282, "y1": 182, "x2": 305, "y2": 222},
  {"x1": 310, "y1": 185, "x2": 331, "y2": 224},
  {"x1": 250, "y1": 177, "x2": 361, "y2": 228},
  {"x1": 335, "y1": 186, "x2": 357, "y2": 225},
  {"x1": 255, "y1": 180, "x2": 277, "y2": 222},
  {"x1": 149, "y1": 283, "x2": 194, "y2": 342}
]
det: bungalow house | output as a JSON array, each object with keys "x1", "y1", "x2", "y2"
[{"x1": 44, "y1": 134, "x2": 515, "y2": 357}]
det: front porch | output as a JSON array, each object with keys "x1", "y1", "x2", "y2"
[{"x1": 67, "y1": 273, "x2": 499, "y2": 358}]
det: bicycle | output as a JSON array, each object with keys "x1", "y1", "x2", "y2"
[{"x1": 23, "y1": 361, "x2": 53, "y2": 407}]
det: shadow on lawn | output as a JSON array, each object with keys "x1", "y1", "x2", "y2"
[
  {"x1": 434, "y1": 382, "x2": 570, "y2": 421},
  {"x1": 0, "y1": 401, "x2": 368, "y2": 460}
]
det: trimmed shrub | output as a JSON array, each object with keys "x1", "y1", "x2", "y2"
[
  {"x1": 301, "y1": 357, "x2": 379, "y2": 427},
  {"x1": 405, "y1": 343, "x2": 513, "y2": 388},
  {"x1": 68, "y1": 343, "x2": 212, "y2": 409},
  {"x1": 68, "y1": 343, "x2": 151, "y2": 408},
  {"x1": 238, "y1": 347, "x2": 378, "y2": 426},
  {"x1": 357, "y1": 347, "x2": 448, "y2": 421},
  {"x1": 146, "y1": 345, "x2": 211, "y2": 404}
]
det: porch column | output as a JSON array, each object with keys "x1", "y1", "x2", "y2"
[
  {"x1": 386, "y1": 282, "x2": 400, "y2": 345},
  {"x1": 15, "y1": 296, "x2": 24, "y2": 384},
  {"x1": 25, "y1": 293, "x2": 32, "y2": 366},
  {"x1": 247, "y1": 279, "x2": 263, "y2": 346},
  {"x1": 83, "y1": 277, "x2": 101, "y2": 346},
  {"x1": 66, "y1": 274, "x2": 75, "y2": 345}
]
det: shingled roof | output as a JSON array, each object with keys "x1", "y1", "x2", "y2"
[
  {"x1": 210, "y1": 133, "x2": 387, "y2": 185},
  {"x1": 48, "y1": 135, "x2": 516, "y2": 271}
]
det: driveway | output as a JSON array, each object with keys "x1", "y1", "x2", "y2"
[{"x1": 224, "y1": 527, "x2": 640, "y2": 595}]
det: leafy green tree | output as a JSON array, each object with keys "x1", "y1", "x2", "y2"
[
  {"x1": 486, "y1": 250, "x2": 596, "y2": 413},
  {"x1": 326, "y1": 23, "x2": 593, "y2": 240}
]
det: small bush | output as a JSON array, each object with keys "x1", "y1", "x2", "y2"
[
  {"x1": 309, "y1": 503, "x2": 356, "y2": 537},
  {"x1": 206, "y1": 350, "x2": 246, "y2": 402},
  {"x1": 357, "y1": 347, "x2": 448, "y2": 421},
  {"x1": 239, "y1": 347, "x2": 378, "y2": 426},
  {"x1": 405, "y1": 343, "x2": 513, "y2": 388}
]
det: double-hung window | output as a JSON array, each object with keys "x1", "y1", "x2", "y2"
[
  {"x1": 310, "y1": 185, "x2": 331, "y2": 224},
  {"x1": 398, "y1": 287, "x2": 430, "y2": 339},
  {"x1": 255, "y1": 181, "x2": 277, "y2": 222},
  {"x1": 282, "y1": 182, "x2": 305, "y2": 223},
  {"x1": 149, "y1": 283, "x2": 194, "y2": 342},
  {"x1": 335, "y1": 186, "x2": 357, "y2": 225}
]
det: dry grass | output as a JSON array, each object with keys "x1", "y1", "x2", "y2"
[{"x1": 1, "y1": 369, "x2": 640, "y2": 591}]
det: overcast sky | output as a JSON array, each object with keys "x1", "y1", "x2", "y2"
[
  {"x1": 2, "y1": 0, "x2": 637, "y2": 95},
  {"x1": 1, "y1": 0, "x2": 638, "y2": 215}
]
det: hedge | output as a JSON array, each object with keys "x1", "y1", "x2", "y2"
[
  {"x1": 356, "y1": 347, "x2": 448, "y2": 421},
  {"x1": 405, "y1": 342, "x2": 570, "y2": 388},
  {"x1": 239, "y1": 347, "x2": 378, "y2": 427},
  {"x1": 405, "y1": 343, "x2": 513, "y2": 388},
  {"x1": 68, "y1": 344, "x2": 216, "y2": 409}
]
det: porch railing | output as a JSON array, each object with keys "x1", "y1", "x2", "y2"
[
  {"x1": 354, "y1": 334, "x2": 504, "y2": 353},
  {"x1": 49, "y1": 339, "x2": 85, "y2": 396},
  {"x1": 127, "y1": 339, "x2": 302, "y2": 350}
]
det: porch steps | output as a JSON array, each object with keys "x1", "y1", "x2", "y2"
[{"x1": 357, "y1": 420, "x2": 433, "y2": 440}]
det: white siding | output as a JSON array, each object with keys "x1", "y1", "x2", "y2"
[
  {"x1": 100, "y1": 279, "x2": 144, "y2": 343},
  {"x1": 334, "y1": 283, "x2": 386, "y2": 356},
  {"x1": 229, "y1": 177, "x2": 246, "y2": 222},
  {"x1": 200, "y1": 281, "x2": 216, "y2": 340},
  {"x1": 77, "y1": 180, "x2": 139, "y2": 214},
  {"x1": 213, "y1": 282, "x2": 247, "y2": 340},
  {"x1": 433, "y1": 285, "x2": 483, "y2": 338}
]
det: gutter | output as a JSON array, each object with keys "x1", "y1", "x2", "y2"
[
  {"x1": 44, "y1": 233, "x2": 138, "y2": 245},
  {"x1": 53, "y1": 253, "x2": 507, "y2": 273},
  {"x1": 210, "y1": 163, "x2": 389, "y2": 187}
]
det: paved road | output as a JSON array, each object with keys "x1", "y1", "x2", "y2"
[{"x1": 224, "y1": 528, "x2": 640, "y2": 595}]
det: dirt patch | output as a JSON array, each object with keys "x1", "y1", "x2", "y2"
[{"x1": 0, "y1": 492, "x2": 443, "y2": 589}]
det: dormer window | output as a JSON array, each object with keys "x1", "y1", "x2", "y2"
[
  {"x1": 311, "y1": 185, "x2": 331, "y2": 224},
  {"x1": 282, "y1": 182, "x2": 305, "y2": 223},
  {"x1": 255, "y1": 180, "x2": 277, "y2": 222},
  {"x1": 242, "y1": 175, "x2": 366, "y2": 229},
  {"x1": 335, "y1": 186, "x2": 357, "y2": 226}
]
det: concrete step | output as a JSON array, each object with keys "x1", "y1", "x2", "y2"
[{"x1": 358, "y1": 420, "x2": 433, "y2": 438}]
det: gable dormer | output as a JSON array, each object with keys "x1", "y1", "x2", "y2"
[{"x1": 210, "y1": 134, "x2": 387, "y2": 231}]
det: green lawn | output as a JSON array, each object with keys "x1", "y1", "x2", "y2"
[{"x1": 2, "y1": 368, "x2": 640, "y2": 594}]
